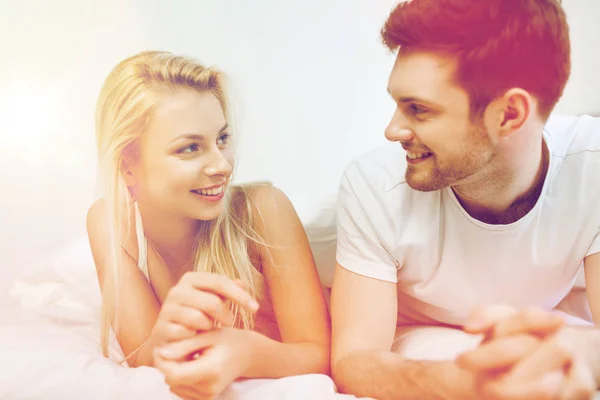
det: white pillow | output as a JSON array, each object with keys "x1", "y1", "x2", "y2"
[
  {"x1": 4, "y1": 228, "x2": 358, "y2": 400},
  {"x1": 3, "y1": 236, "x2": 180, "y2": 399},
  {"x1": 291, "y1": 194, "x2": 338, "y2": 288}
]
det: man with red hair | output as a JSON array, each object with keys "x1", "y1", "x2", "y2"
[{"x1": 331, "y1": 0, "x2": 600, "y2": 398}]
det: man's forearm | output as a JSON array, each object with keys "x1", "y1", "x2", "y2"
[{"x1": 333, "y1": 350, "x2": 475, "y2": 400}]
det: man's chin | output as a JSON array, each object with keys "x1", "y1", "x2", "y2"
[{"x1": 406, "y1": 173, "x2": 448, "y2": 192}]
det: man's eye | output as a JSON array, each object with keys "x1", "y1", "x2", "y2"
[{"x1": 410, "y1": 104, "x2": 428, "y2": 115}]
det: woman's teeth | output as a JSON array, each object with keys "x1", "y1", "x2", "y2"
[
  {"x1": 193, "y1": 185, "x2": 224, "y2": 196},
  {"x1": 407, "y1": 151, "x2": 432, "y2": 160}
]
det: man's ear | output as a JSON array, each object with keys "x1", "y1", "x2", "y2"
[{"x1": 493, "y1": 88, "x2": 532, "y2": 138}]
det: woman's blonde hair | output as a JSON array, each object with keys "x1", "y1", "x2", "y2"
[{"x1": 94, "y1": 51, "x2": 264, "y2": 357}]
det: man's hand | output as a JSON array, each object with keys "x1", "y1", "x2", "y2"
[{"x1": 457, "y1": 305, "x2": 596, "y2": 400}]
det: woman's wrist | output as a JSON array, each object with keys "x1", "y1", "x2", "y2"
[{"x1": 236, "y1": 328, "x2": 262, "y2": 378}]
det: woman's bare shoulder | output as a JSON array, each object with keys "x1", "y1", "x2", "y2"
[
  {"x1": 230, "y1": 182, "x2": 293, "y2": 215},
  {"x1": 86, "y1": 198, "x2": 139, "y2": 271}
]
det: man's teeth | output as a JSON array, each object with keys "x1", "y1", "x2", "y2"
[
  {"x1": 407, "y1": 151, "x2": 432, "y2": 160},
  {"x1": 194, "y1": 185, "x2": 224, "y2": 196}
]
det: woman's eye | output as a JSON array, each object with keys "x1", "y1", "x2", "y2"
[
  {"x1": 179, "y1": 143, "x2": 199, "y2": 153},
  {"x1": 217, "y1": 133, "x2": 231, "y2": 147}
]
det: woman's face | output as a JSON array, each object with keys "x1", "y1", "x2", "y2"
[{"x1": 127, "y1": 88, "x2": 234, "y2": 221}]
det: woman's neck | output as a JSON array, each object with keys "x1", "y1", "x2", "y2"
[{"x1": 135, "y1": 202, "x2": 200, "y2": 268}]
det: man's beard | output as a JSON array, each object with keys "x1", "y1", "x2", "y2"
[{"x1": 406, "y1": 124, "x2": 496, "y2": 192}]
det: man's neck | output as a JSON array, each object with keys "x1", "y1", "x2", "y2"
[{"x1": 451, "y1": 131, "x2": 549, "y2": 225}]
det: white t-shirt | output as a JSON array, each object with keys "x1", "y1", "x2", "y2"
[{"x1": 336, "y1": 115, "x2": 600, "y2": 326}]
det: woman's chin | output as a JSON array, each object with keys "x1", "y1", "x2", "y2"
[{"x1": 188, "y1": 204, "x2": 226, "y2": 222}]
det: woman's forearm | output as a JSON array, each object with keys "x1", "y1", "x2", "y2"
[
  {"x1": 123, "y1": 334, "x2": 160, "y2": 367},
  {"x1": 241, "y1": 330, "x2": 330, "y2": 378}
]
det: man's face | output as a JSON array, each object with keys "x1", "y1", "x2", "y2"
[{"x1": 385, "y1": 49, "x2": 498, "y2": 192}]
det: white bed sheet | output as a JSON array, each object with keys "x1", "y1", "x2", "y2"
[{"x1": 0, "y1": 237, "x2": 362, "y2": 400}]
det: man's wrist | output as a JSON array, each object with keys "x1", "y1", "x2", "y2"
[{"x1": 438, "y1": 360, "x2": 479, "y2": 400}]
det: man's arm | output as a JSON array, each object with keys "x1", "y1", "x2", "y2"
[
  {"x1": 331, "y1": 264, "x2": 475, "y2": 400},
  {"x1": 582, "y1": 252, "x2": 600, "y2": 383}
]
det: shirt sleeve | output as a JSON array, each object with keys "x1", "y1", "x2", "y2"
[
  {"x1": 586, "y1": 229, "x2": 600, "y2": 257},
  {"x1": 335, "y1": 162, "x2": 398, "y2": 283}
]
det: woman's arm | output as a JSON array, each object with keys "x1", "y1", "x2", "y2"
[
  {"x1": 247, "y1": 185, "x2": 331, "y2": 376},
  {"x1": 86, "y1": 199, "x2": 162, "y2": 367},
  {"x1": 87, "y1": 199, "x2": 257, "y2": 368}
]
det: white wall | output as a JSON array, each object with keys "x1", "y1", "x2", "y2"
[
  {"x1": 555, "y1": 0, "x2": 600, "y2": 116},
  {"x1": 0, "y1": 0, "x2": 598, "y2": 301}
]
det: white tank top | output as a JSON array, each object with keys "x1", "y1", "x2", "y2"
[{"x1": 133, "y1": 202, "x2": 150, "y2": 281}]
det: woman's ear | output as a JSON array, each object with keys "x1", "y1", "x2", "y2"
[
  {"x1": 121, "y1": 145, "x2": 139, "y2": 188},
  {"x1": 122, "y1": 160, "x2": 137, "y2": 187}
]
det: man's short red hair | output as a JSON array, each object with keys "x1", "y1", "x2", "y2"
[{"x1": 382, "y1": 0, "x2": 571, "y2": 119}]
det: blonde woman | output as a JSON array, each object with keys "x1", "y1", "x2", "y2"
[{"x1": 86, "y1": 51, "x2": 330, "y2": 399}]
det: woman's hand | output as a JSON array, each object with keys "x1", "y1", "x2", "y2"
[
  {"x1": 149, "y1": 272, "x2": 259, "y2": 356},
  {"x1": 154, "y1": 328, "x2": 254, "y2": 400}
]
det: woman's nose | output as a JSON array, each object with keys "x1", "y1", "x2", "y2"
[{"x1": 204, "y1": 150, "x2": 233, "y2": 177}]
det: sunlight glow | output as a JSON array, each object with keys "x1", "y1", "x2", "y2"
[{"x1": 0, "y1": 88, "x2": 55, "y2": 149}]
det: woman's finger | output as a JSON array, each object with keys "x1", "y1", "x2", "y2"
[
  {"x1": 157, "y1": 331, "x2": 220, "y2": 361},
  {"x1": 169, "y1": 384, "x2": 212, "y2": 400},
  {"x1": 159, "y1": 321, "x2": 196, "y2": 343},
  {"x1": 169, "y1": 386, "x2": 198, "y2": 400},
  {"x1": 182, "y1": 272, "x2": 259, "y2": 313},
  {"x1": 166, "y1": 305, "x2": 216, "y2": 332},
  {"x1": 168, "y1": 289, "x2": 235, "y2": 327},
  {"x1": 155, "y1": 345, "x2": 221, "y2": 386}
]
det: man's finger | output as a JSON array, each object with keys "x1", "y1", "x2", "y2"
[
  {"x1": 503, "y1": 338, "x2": 572, "y2": 383},
  {"x1": 457, "y1": 334, "x2": 539, "y2": 373},
  {"x1": 483, "y1": 370, "x2": 564, "y2": 400},
  {"x1": 559, "y1": 360, "x2": 596, "y2": 400},
  {"x1": 491, "y1": 307, "x2": 564, "y2": 339},
  {"x1": 463, "y1": 304, "x2": 517, "y2": 334}
]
